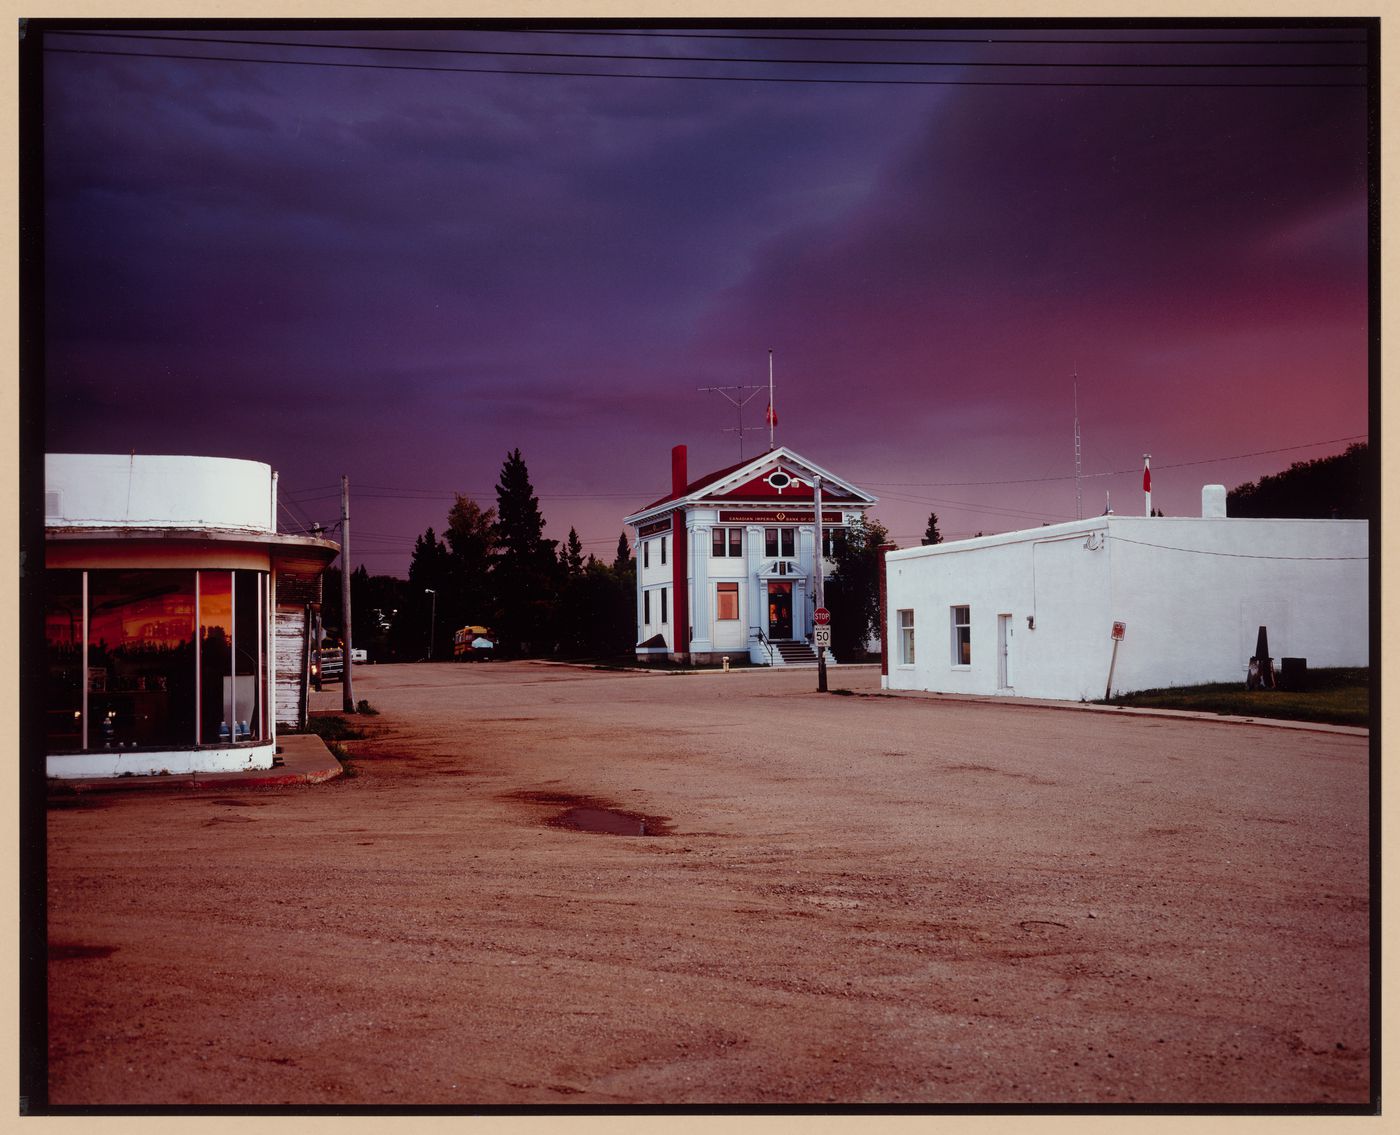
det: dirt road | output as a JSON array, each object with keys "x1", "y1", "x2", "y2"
[{"x1": 46, "y1": 662, "x2": 1371, "y2": 1107}]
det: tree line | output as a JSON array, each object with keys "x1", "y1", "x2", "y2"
[{"x1": 318, "y1": 449, "x2": 636, "y2": 662}]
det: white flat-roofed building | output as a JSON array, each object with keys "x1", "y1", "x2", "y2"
[
  {"x1": 881, "y1": 485, "x2": 1369, "y2": 701},
  {"x1": 43, "y1": 453, "x2": 339, "y2": 778},
  {"x1": 624, "y1": 445, "x2": 877, "y2": 665}
]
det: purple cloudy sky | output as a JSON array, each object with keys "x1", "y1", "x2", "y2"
[{"x1": 39, "y1": 22, "x2": 1373, "y2": 573}]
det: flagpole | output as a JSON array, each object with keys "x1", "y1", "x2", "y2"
[
  {"x1": 767, "y1": 348, "x2": 775, "y2": 451},
  {"x1": 1143, "y1": 453, "x2": 1152, "y2": 517}
]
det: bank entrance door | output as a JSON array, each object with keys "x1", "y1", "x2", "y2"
[{"x1": 767, "y1": 582, "x2": 793, "y2": 639}]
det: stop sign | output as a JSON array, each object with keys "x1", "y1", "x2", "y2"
[{"x1": 814, "y1": 607, "x2": 831, "y2": 626}]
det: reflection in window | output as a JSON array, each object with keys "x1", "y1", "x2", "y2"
[
  {"x1": 952, "y1": 605, "x2": 971, "y2": 666},
  {"x1": 46, "y1": 570, "x2": 84, "y2": 751},
  {"x1": 200, "y1": 571, "x2": 233, "y2": 744},
  {"x1": 716, "y1": 582, "x2": 739, "y2": 620},
  {"x1": 87, "y1": 570, "x2": 197, "y2": 750},
  {"x1": 47, "y1": 568, "x2": 270, "y2": 754},
  {"x1": 234, "y1": 571, "x2": 266, "y2": 741}
]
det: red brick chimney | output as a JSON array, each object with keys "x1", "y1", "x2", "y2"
[{"x1": 672, "y1": 444, "x2": 687, "y2": 497}]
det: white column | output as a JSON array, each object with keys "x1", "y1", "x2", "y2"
[{"x1": 690, "y1": 522, "x2": 712, "y2": 655}]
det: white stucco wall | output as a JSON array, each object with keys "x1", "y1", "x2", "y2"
[
  {"x1": 45, "y1": 453, "x2": 275, "y2": 532},
  {"x1": 885, "y1": 515, "x2": 1368, "y2": 701}
]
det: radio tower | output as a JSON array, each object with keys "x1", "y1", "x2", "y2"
[{"x1": 1073, "y1": 372, "x2": 1083, "y2": 521}]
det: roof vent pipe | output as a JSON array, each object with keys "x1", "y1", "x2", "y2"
[
  {"x1": 672, "y1": 445, "x2": 688, "y2": 496},
  {"x1": 1202, "y1": 484, "x2": 1227, "y2": 518}
]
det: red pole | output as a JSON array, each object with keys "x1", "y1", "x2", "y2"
[{"x1": 878, "y1": 542, "x2": 897, "y2": 681}]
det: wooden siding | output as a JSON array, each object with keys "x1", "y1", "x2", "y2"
[{"x1": 274, "y1": 605, "x2": 310, "y2": 727}]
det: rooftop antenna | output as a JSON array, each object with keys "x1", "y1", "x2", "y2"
[
  {"x1": 1073, "y1": 369, "x2": 1083, "y2": 521},
  {"x1": 698, "y1": 376, "x2": 763, "y2": 460}
]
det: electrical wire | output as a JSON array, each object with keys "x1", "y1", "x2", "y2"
[
  {"x1": 1107, "y1": 533, "x2": 1366, "y2": 560},
  {"x1": 44, "y1": 30, "x2": 1367, "y2": 71},
  {"x1": 42, "y1": 45, "x2": 1366, "y2": 89}
]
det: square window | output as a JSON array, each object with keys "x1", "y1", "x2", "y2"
[
  {"x1": 951, "y1": 605, "x2": 971, "y2": 666},
  {"x1": 716, "y1": 582, "x2": 739, "y2": 620}
]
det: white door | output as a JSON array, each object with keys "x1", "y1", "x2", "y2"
[{"x1": 997, "y1": 614, "x2": 1013, "y2": 689}]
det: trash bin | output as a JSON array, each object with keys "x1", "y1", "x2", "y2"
[{"x1": 1279, "y1": 657, "x2": 1308, "y2": 691}]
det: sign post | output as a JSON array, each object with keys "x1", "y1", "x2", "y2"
[
  {"x1": 1105, "y1": 621, "x2": 1126, "y2": 700},
  {"x1": 813, "y1": 477, "x2": 828, "y2": 693}
]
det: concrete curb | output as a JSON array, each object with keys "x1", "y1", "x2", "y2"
[
  {"x1": 871, "y1": 688, "x2": 1369, "y2": 736},
  {"x1": 47, "y1": 732, "x2": 344, "y2": 796}
]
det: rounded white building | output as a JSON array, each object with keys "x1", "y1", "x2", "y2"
[{"x1": 44, "y1": 454, "x2": 339, "y2": 779}]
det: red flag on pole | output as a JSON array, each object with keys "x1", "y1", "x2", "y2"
[
  {"x1": 766, "y1": 403, "x2": 778, "y2": 427},
  {"x1": 1143, "y1": 462, "x2": 1151, "y2": 493}
]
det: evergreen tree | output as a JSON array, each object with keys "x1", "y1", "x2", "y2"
[
  {"x1": 613, "y1": 532, "x2": 633, "y2": 572},
  {"x1": 407, "y1": 527, "x2": 451, "y2": 660},
  {"x1": 562, "y1": 527, "x2": 585, "y2": 576},
  {"x1": 492, "y1": 450, "x2": 559, "y2": 656},
  {"x1": 922, "y1": 512, "x2": 944, "y2": 546},
  {"x1": 445, "y1": 494, "x2": 499, "y2": 636},
  {"x1": 825, "y1": 516, "x2": 891, "y2": 663}
]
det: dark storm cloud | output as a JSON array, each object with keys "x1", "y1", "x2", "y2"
[{"x1": 40, "y1": 24, "x2": 1371, "y2": 560}]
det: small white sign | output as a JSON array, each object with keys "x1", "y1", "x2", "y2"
[{"x1": 814, "y1": 626, "x2": 832, "y2": 647}]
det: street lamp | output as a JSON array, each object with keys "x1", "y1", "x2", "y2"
[{"x1": 424, "y1": 589, "x2": 436, "y2": 661}]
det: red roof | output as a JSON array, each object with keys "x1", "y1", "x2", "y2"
[{"x1": 639, "y1": 455, "x2": 755, "y2": 512}]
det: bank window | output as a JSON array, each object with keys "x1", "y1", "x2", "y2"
[
  {"x1": 644, "y1": 590, "x2": 651, "y2": 623},
  {"x1": 716, "y1": 582, "x2": 739, "y2": 620},
  {"x1": 643, "y1": 540, "x2": 649, "y2": 569},
  {"x1": 951, "y1": 605, "x2": 971, "y2": 666},
  {"x1": 822, "y1": 528, "x2": 847, "y2": 558},
  {"x1": 661, "y1": 536, "x2": 667, "y2": 565},
  {"x1": 898, "y1": 609, "x2": 915, "y2": 665},
  {"x1": 712, "y1": 528, "x2": 743, "y2": 558},
  {"x1": 661, "y1": 587, "x2": 668, "y2": 624},
  {"x1": 765, "y1": 528, "x2": 795, "y2": 558}
]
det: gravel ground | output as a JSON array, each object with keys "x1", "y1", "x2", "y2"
[{"x1": 45, "y1": 661, "x2": 1372, "y2": 1108}]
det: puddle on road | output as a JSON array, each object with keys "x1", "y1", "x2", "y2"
[{"x1": 508, "y1": 790, "x2": 672, "y2": 837}]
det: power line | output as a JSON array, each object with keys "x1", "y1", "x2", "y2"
[
  {"x1": 45, "y1": 30, "x2": 1367, "y2": 70},
  {"x1": 525, "y1": 28, "x2": 1370, "y2": 47},
  {"x1": 1108, "y1": 534, "x2": 1366, "y2": 561},
  {"x1": 43, "y1": 45, "x2": 1367, "y2": 89},
  {"x1": 858, "y1": 434, "x2": 1367, "y2": 488}
]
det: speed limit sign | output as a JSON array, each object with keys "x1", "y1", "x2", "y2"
[{"x1": 814, "y1": 626, "x2": 832, "y2": 647}]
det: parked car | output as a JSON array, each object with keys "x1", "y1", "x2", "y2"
[
  {"x1": 312, "y1": 646, "x2": 343, "y2": 684},
  {"x1": 349, "y1": 648, "x2": 368, "y2": 664}
]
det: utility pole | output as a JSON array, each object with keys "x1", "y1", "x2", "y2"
[
  {"x1": 425, "y1": 589, "x2": 436, "y2": 660},
  {"x1": 813, "y1": 475, "x2": 828, "y2": 693},
  {"x1": 341, "y1": 475, "x2": 355, "y2": 713}
]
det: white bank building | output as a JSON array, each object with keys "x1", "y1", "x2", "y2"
[
  {"x1": 624, "y1": 445, "x2": 877, "y2": 665},
  {"x1": 882, "y1": 485, "x2": 1369, "y2": 701}
]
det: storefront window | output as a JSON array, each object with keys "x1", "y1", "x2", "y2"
[
  {"x1": 47, "y1": 567, "x2": 270, "y2": 755},
  {"x1": 45, "y1": 570, "x2": 84, "y2": 752},
  {"x1": 87, "y1": 570, "x2": 197, "y2": 751},
  {"x1": 199, "y1": 571, "x2": 234, "y2": 744},
  {"x1": 234, "y1": 571, "x2": 266, "y2": 741}
]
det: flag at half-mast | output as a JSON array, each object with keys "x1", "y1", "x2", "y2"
[
  {"x1": 1142, "y1": 458, "x2": 1151, "y2": 493},
  {"x1": 765, "y1": 403, "x2": 778, "y2": 427}
]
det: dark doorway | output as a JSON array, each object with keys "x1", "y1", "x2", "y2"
[{"x1": 767, "y1": 582, "x2": 793, "y2": 639}]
